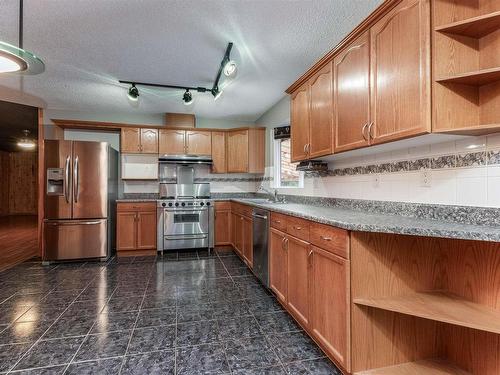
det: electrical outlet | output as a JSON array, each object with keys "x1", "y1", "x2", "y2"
[
  {"x1": 420, "y1": 170, "x2": 431, "y2": 187},
  {"x1": 372, "y1": 174, "x2": 380, "y2": 188}
]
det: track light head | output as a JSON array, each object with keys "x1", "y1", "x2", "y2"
[
  {"x1": 183, "y1": 89, "x2": 193, "y2": 105},
  {"x1": 127, "y1": 84, "x2": 139, "y2": 101},
  {"x1": 223, "y1": 60, "x2": 237, "y2": 77}
]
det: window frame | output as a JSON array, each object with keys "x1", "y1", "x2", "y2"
[{"x1": 273, "y1": 136, "x2": 304, "y2": 189}]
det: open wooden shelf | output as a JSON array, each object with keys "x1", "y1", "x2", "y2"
[
  {"x1": 355, "y1": 359, "x2": 471, "y2": 375},
  {"x1": 354, "y1": 291, "x2": 500, "y2": 334},
  {"x1": 436, "y1": 67, "x2": 500, "y2": 86},
  {"x1": 435, "y1": 11, "x2": 500, "y2": 38},
  {"x1": 434, "y1": 123, "x2": 500, "y2": 136}
]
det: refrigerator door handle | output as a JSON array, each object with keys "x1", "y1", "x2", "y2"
[
  {"x1": 45, "y1": 220, "x2": 103, "y2": 226},
  {"x1": 73, "y1": 155, "x2": 79, "y2": 203},
  {"x1": 64, "y1": 156, "x2": 71, "y2": 203}
]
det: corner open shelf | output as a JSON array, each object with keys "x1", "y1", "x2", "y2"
[
  {"x1": 436, "y1": 67, "x2": 500, "y2": 86},
  {"x1": 354, "y1": 291, "x2": 500, "y2": 334},
  {"x1": 435, "y1": 10, "x2": 500, "y2": 38},
  {"x1": 354, "y1": 359, "x2": 471, "y2": 375}
]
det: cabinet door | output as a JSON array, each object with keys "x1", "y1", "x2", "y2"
[
  {"x1": 140, "y1": 129, "x2": 159, "y2": 154},
  {"x1": 226, "y1": 129, "x2": 249, "y2": 173},
  {"x1": 159, "y1": 129, "x2": 186, "y2": 155},
  {"x1": 334, "y1": 32, "x2": 371, "y2": 152},
  {"x1": 286, "y1": 236, "x2": 311, "y2": 328},
  {"x1": 215, "y1": 209, "x2": 231, "y2": 245},
  {"x1": 211, "y1": 131, "x2": 226, "y2": 173},
  {"x1": 311, "y1": 246, "x2": 350, "y2": 372},
  {"x1": 291, "y1": 84, "x2": 310, "y2": 162},
  {"x1": 269, "y1": 228, "x2": 287, "y2": 303},
  {"x1": 242, "y1": 216, "x2": 253, "y2": 268},
  {"x1": 186, "y1": 130, "x2": 212, "y2": 155},
  {"x1": 121, "y1": 128, "x2": 141, "y2": 153},
  {"x1": 231, "y1": 212, "x2": 242, "y2": 255},
  {"x1": 116, "y1": 211, "x2": 137, "y2": 250},
  {"x1": 137, "y1": 211, "x2": 156, "y2": 250},
  {"x1": 370, "y1": 0, "x2": 430, "y2": 145},
  {"x1": 309, "y1": 63, "x2": 333, "y2": 158}
]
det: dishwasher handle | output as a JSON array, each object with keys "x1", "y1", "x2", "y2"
[{"x1": 252, "y1": 213, "x2": 268, "y2": 220}]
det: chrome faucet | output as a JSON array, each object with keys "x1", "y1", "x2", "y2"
[{"x1": 258, "y1": 184, "x2": 281, "y2": 203}]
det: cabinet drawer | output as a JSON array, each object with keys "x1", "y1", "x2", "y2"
[
  {"x1": 310, "y1": 222, "x2": 349, "y2": 259},
  {"x1": 240, "y1": 204, "x2": 253, "y2": 218},
  {"x1": 215, "y1": 201, "x2": 231, "y2": 211},
  {"x1": 286, "y1": 216, "x2": 310, "y2": 242},
  {"x1": 117, "y1": 202, "x2": 156, "y2": 212},
  {"x1": 270, "y1": 212, "x2": 288, "y2": 231}
]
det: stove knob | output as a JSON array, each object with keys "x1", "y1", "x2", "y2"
[
  {"x1": 161, "y1": 202, "x2": 166, "y2": 207},
  {"x1": 206, "y1": 202, "x2": 211, "y2": 206},
  {"x1": 200, "y1": 202, "x2": 205, "y2": 206},
  {"x1": 168, "y1": 202, "x2": 173, "y2": 207},
  {"x1": 175, "y1": 202, "x2": 179, "y2": 207},
  {"x1": 181, "y1": 202, "x2": 186, "y2": 207}
]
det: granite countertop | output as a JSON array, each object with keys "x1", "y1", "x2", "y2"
[{"x1": 229, "y1": 198, "x2": 500, "y2": 242}]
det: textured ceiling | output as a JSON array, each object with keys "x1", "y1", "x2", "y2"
[
  {"x1": 0, "y1": 100, "x2": 38, "y2": 152},
  {"x1": 0, "y1": 0, "x2": 382, "y2": 122}
]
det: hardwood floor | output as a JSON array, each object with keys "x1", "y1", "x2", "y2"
[{"x1": 0, "y1": 215, "x2": 38, "y2": 272}]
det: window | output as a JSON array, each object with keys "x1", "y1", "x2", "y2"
[{"x1": 274, "y1": 137, "x2": 304, "y2": 188}]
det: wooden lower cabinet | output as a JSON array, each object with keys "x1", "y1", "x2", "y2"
[
  {"x1": 269, "y1": 228, "x2": 288, "y2": 304},
  {"x1": 286, "y1": 236, "x2": 311, "y2": 328},
  {"x1": 231, "y1": 212, "x2": 243, "y2": 256},
  {"x1": 215, "y1": 205, "x2": 231, "y2": 246},
  {"x1": 311, "y1": 246, "x2": 350, "y2": 372},
  {"x1": 116, "y1": 203, "x2": 156, "y2": 252}
]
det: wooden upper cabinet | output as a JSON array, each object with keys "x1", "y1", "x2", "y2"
[
  {"x1": 309, "y1": 62, "x2": 333, "y2": 158},
  {"x1": 121, "y1": 128, "x2": 141, "y2": 153},
  {"x1": 286, "y1": 236, "x2": 311, "y2": 328},
  {"x1": 140, "y1": 129, "x2": 158, "y2": 154},
  {"x1": 370, "y1": 0, "x2": 431, "y2": 145},
  {"x1": 311, "y1": 246, "x2": 350, "y2": 372},
  {"x1": 186, "y1": 130, "x2": 211, "y2": 155},
  {"x1": 291, "y1": 84, "x2": 310, "y2": 162},
  {"x1": 211, "y1": 131, "x2": 226, "y2": 174},
  {"x1": 226, "y1": 129, "x2": 249, "y2": 173},
  {"x1": 269, "y1": 228, "x2": 288, "y2": 304},
  {"x1": 159, "y1": 129, "x2": 186, "y2": 155},
  {"x1": 334, "y1": 32, "x2": 371, "y2": 153}
]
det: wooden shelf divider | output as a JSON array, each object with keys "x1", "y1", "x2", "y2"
[
  {"x1": 354, "y1": 291, "x2": 500, "y2": 334},
  {"x1": 435, "y1": 11, "x2": 500, "y2": 38},
  {"x1": 354, "y1": 358, "x2": 471, "y2": 375},
  {"x1": 436, "y1": 67, "x2": 500, "y2": 86}
]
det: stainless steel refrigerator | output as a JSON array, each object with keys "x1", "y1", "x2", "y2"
[{"x1": 43, "y1": 140, "x2": 118, "y2": 261}]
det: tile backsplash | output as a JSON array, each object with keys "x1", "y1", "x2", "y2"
[{"x1": 262, "y1": 133, "x2": 500, "y2": 208}]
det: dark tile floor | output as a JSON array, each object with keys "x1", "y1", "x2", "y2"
[{"x1": 0, "y1": 249, "x2": 341, "y2": 374}]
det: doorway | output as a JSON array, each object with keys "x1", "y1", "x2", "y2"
[{"x1": 0, "y1": 100, "x2": 39, "y2": 271}]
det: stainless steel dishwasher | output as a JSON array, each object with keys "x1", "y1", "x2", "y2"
[{"x1": 252, "y1": 208, "x2": 269, "y2": 288}]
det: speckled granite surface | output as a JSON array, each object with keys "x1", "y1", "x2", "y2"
[
  {"x1": 229, "y1": 197, "x2": 500, "y2": 242},
  {"x1": 116, "y1": 193, "x2": 159, "y2": 203}
]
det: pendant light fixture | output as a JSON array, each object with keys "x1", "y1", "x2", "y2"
[
  {"x1": 0, "y1": 0, "x2": 44, "y2": 75},
  {"x1": 120, "y1": 42, "x2": 236, "y2": 105},
  {"x1": 17, "y1": 129, "x2": 36, "y2": 149}
]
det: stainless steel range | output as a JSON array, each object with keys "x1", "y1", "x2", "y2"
[{"x1": 157, "y1": 163, "x2": 214, "y2": 252}]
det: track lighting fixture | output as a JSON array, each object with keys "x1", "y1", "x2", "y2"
[
  {"x1": 127, "y1": 84, "x2": 139, "y2": 101},
  {"x1": 119, "y1": 42, "x2": 236, "y2": 104},
  {"x1": 0, "y1": 0, "x2": 44, "y2": 75},
  {"x1": 183, "y1": 89, "x2": 193, "y2": 105}
]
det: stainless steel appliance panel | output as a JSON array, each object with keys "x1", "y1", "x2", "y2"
[
  {"x1": 163, "y1": 208, "x2": 209, "y2": 237},
  {"x1": 72, "y1": 141, "x2": 108, "y2": 219},
  {"x1": 252, "y1": 208, "x2": 269, "y2": 287},
  {"x1": 44, "y1": 140, "x2": 73, "y2": 220},
  {"x1": 159, "y1": 183, "x2": 210, "y2": 199},
  {"x1": 44, "y1": 219, "x2": 107, "y2": 260},
  {"x1": 163, "y1": 234, "x2": 208, "y2": 250}
]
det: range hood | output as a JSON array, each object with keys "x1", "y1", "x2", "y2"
[{"x1": 159, "y1": 154, "x2": 213, "y2": 165}]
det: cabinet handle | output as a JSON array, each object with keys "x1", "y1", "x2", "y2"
[
  {"x1": 274, "y1": 220, "x2": 281, "y2": 224},
  {"x1": 361, "y1": 123, "x2": 368, "y2": 141},
  {"x1": 320, "y1": 235, "x2": 332, "y2": 241},
  {"x1": 284, "y1": 237, "x2": 289, "y2": 250},
  {"x1": 308, "y1": 249, "x2": 313, "y2": 266},
  {"x1": 303, "y1": 144, "x2": 307, "y2": 153},
  {"x1": 368, "y1": 122, "x2": 374, "y2": 140},
  {"x1": 281, "y1": 236, "x2": 286, "y2": 250},
  {"x1": 307, "y1": 143, "x2": 310, "y2": 154},
  {"x1": 293, "y1": 226, "x2": 302, "y2": 230}
]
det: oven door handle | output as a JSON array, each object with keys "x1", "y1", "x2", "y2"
[
  {"x1": 164, "y1": 234, "x2": 208, "y2": 240},
  {"x1": 164, "y1": 209, "x2": 207, "y2": 213}
]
